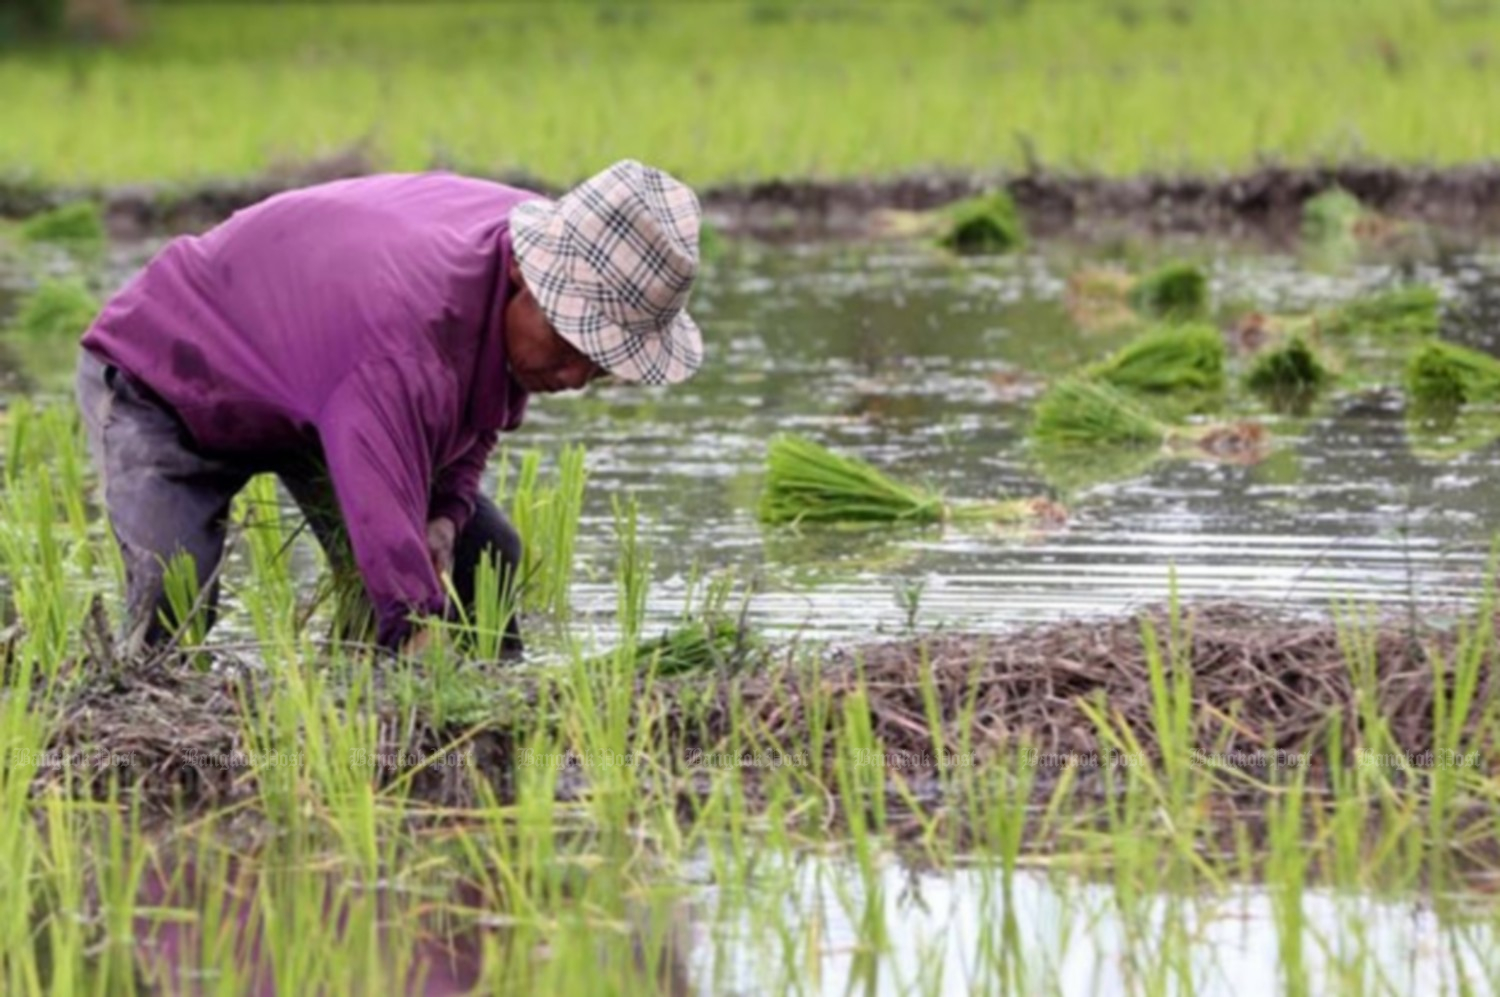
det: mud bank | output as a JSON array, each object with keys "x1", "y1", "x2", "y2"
[
  {"x1": 34, "y1": 601, "x2": 1500, "y2": 822},
  {"x1": 6, "y1": 162, "x2": 1500, "y2": 243}
]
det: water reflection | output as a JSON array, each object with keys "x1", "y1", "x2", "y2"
[{"x1": 6, "y1": 236, "x2": 1500, "y2": 641}]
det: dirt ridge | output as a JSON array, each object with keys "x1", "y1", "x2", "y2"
[{"x1": 7, "y1": 161, "x2": 1500, "y2": 242}]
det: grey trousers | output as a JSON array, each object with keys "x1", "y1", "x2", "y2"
[{"x1": 74, "y1": 350, "x2": 523, "y2": 657}]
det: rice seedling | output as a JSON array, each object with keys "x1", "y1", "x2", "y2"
[
  {"x1": 759, "y1": 433, "x2": 1058, "y2": 527},
  {"x1": 1404, "y1": 340, "x2": 1500, "y2": 409},
  {"x1": 1127, "y1": 262, "x2": 1209, "y2": 321},
  {"x1": 1301, "y1": 185, "x2": 1388, "y2": 253},
  {"x1": 18, "y1": 201, "x2": 105, "y2": 248},
  {"x1": 1245, "y1": 332, "x2": 1333, "y2": 396},
  {"x1": 935, "y1": 190, "x2": 1025, "y2": 255},
  {"x1": 1030, "y1": 377, "x2": 1269, "y2": 473},
  {"x1": 1083, "y1": 322, "x2": 1226, "y2": 398},
  {"x1": 1319, "y1": 284, "x2": 1441, "y2": 337},
  {"x1": 604, "y1": 617, "x2": 763, "y2": 677},
  {"x1": 1029, "y1": 378, "x2": 1168, "y2": 449},
  {"x1": 6, "y1": 279, "x2": 99, "y2": 338},
  {"x1": 502, "y1": 444, "x2": 587, "y2": 618},
  {"x1": 759, "y1": 434, "x2": 946, "y2": 525}
]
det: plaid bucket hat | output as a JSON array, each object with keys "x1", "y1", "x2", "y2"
[{"x1": 510, "y1": 160, "x2": 704, "y2": 385}]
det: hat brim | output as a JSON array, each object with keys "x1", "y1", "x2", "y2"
[{"x1": 511, "y1": 199, "x2": 703, "y2": 386}]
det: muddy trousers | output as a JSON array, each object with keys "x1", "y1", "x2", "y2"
[{"x1": 75, "y1": 350, "x2": 523, "y2": 657}]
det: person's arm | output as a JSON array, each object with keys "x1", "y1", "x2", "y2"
[
  {"x1": 316, "y1": 355, "x2": 450, "y2": 651},
  {"x1": 429, "y1": 427, "x2": 499, "y2": 535}
]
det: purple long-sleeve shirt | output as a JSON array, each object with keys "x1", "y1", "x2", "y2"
[{"x1": 81, "y1": 173, "x2": 537, "y2": 648}]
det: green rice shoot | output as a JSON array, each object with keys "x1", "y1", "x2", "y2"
[
  {"x1": 1084, "y1": 323, "x2": 1226, "y2": 397},
  {"x1": 1029, "y1": 378, "x2": 1167, "y2": 450},
  {"x1": 8, "y1": 279, "x2": 100, "y2": 338},
  {"x1": 1245, "y1": 333, "x2": 1332, "y2": 395},
  {"x1": 936, "y1": 190, "x2": 1025, "y2": 255},
  {"x1": 1319, "y1": 285, "x2": 1440, "y2": 337},
  {"x1": 759, "y1": 434, "x2": 946, "y2": 525},
  {"x1": 1127, "y1": 262, "x2": 1209, "y2": 321},
  {"x1": 1301, "y1": 186, "x2": 1368, "y2": 248},
  {"x1": 619, "y1": 617, "x2": 763, "y2": 676},
  {"x1": 1404, "y1": 340, "x2": 1500, "y2": 409},
  {"x1": 19, "y1": 201, "x2": 105, "y2": 248}
]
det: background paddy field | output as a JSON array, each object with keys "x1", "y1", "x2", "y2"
[{"x1": 3, "y1": 0, "x2": 1500, "y2": 188}]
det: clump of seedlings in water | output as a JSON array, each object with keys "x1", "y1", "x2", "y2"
[
  {"x1": 1318, "y1": 284, "x2": 1440, "y2": 337},
  {"x1": 1127, "y1": 261, "x2": 1209, "y2": 321},
  {"x1": 759, "y1": 433, "x2": 1061, "y2": 526},
  {"x1": 20, "y1": 200, "x2": 106, "y2": 248},
  {"x1": 1030, "y1": 378, "x2": 1267, "y2": 461},
  {"x1": 1083, "y1": 322, "x2": 1225, "y2": 402},
  {"x1": 8, "y1": 279, "x2": 99, "y2": 337},
  {"x1": 935, "y1": 189, "x2": 1025, "y2": 255},
  {"x1": 1404, "y1": 340, "x2": 1500, "y2": 409},
  {"x1": 1300, "y1": 185, "x2": 1397, "y2": 249},
  {"x1": 1244, "y1": 333, "x2": 1333, "y2": 397}
]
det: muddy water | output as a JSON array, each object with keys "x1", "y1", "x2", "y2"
[
  {"x1": 10, "y1": 236, "x2": 1500, "y2": 993},
  {"x1": 6, "y1": 237, "x2": 1500, "y2": 641},
  {"x1": 692, "y1": 853, "x2": 1500, "y2": 995}
]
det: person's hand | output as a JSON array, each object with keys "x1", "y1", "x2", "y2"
[
  {"x1": 401, "y1": 625, "x2": 433, "y2": 658},
  {"x1": 426, "y1": 516, "x2": 457, "y2": 579}
]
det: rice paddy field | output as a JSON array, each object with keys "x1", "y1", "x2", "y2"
[
  {"x1": 3, "y1": 0, "x2": 1500, "y2": 186},
  {"x1": 11, "y1": 1, "x2": 1500, "y2": 995}
]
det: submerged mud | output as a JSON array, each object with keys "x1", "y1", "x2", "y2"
[
  {"x1": 34, "y1": 601, "x2": 1500, "y2": 827},
  {"x1": 8, "y1": 161, "x2": 1500, "y2": 243}
]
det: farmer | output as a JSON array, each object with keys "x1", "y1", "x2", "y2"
[{"x1": 75, "y1": 159, "x2": 704, "y2": 659}]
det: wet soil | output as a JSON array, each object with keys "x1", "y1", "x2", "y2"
[
  {"x1": 31, "y1": 600, "x2": 1500, "y2": 829},
  {"x1": 8, "y1": 161, "x2": 1500, "y2": 244}
]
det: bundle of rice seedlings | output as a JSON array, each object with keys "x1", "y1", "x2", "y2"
[
  {"x1": 698, "y1": 219, "x2": 726, "y2": 262},
  {"x1": 1319, "y1": 285, "x2": 1440, "y2": 337},
  {"x1": 1127, "y1": 262, "x2": 1209, "y2": 321},
  {"x1": 759, "y1": 434, "x2": 1060, "y2": 527},
  {"x1": 1029, "y1": 378, "x2": 1167, "y2": 449},
  {"x1": 1404, "y1": 340, "x2": 1500, "y2": 408},
  {"x1": 9, "y1": 279, "x2": 100, "y2": 337},
  {"x1": 1244, "y1": 333, "x2": 1332, "y2": 395},
  {"x1": 1301, "y1": 187, "x2": 1366, "y2": 246},
  {"x1": 760, "y1": 434, "x2": 946, "y2": 524},
  {"x1": 1084, "y1": 323, "x2": 1225, "y2": 397},
  {"x1": 20, "y1": 200, "x2": 105, "y2": 248},
  {"x1": 1301, "y1": 186, "x2": 1397, "y2": 253},
  {"x1": 627, "y1": 617, "x2": 762, "y2": 676},
  {"x1": 1031, "y1": 377, "x2": 1270, "y2": 461},
  {"x1": 936, "y1": 190, "x2": 1025, "y2": 255}
]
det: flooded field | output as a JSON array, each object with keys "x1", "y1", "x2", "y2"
[
  {"x1": 6, "y1": 228, "x2": 1500, "y2": 994},
  {"x1": 8, "y1": 232, "x2": 1498, "y2": 641}
]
